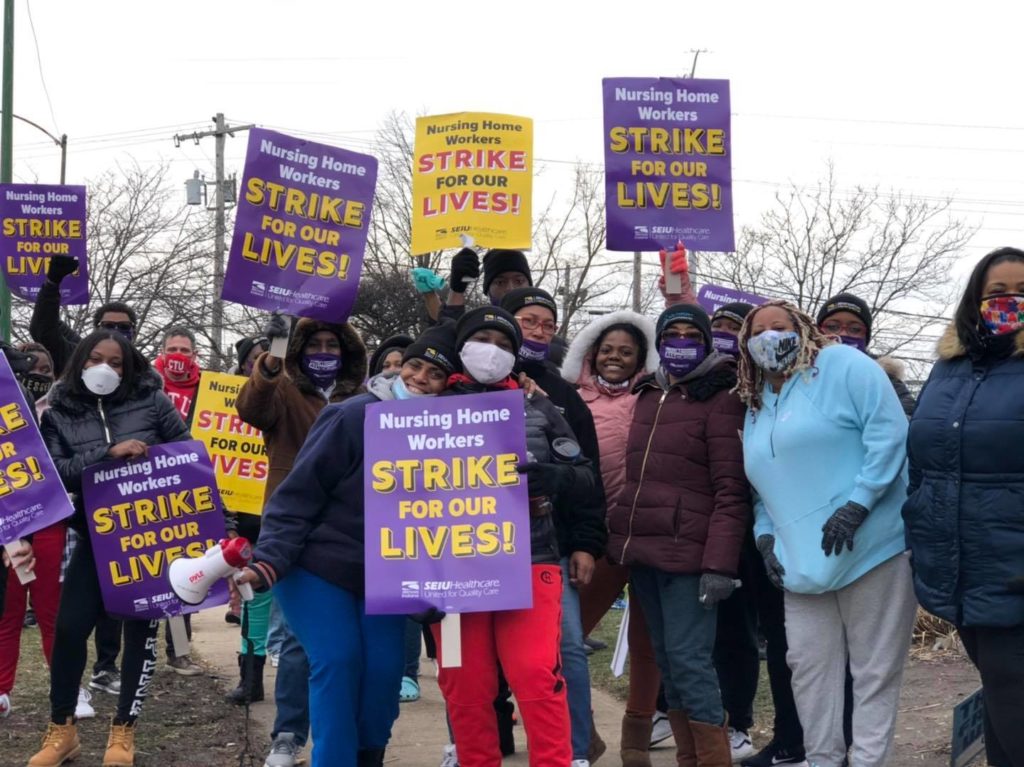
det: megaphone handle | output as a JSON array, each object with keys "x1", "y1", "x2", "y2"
[{"x1": 234, "y1": 573, "x2": 254, "y2": 602}]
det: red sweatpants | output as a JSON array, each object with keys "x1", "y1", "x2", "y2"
[
  {"x1": 432, "y1": 564, "x2": 570, "y2": 767},
  {"x1": 578, "y1": 557, "x2": 662, "y2": 716},
  {"x1": 0, "y1": 523, "x2": 66, "y2": 694}
]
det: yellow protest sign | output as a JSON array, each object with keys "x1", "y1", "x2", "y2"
[
  {"x1": 411, "y1": 112, "x2": 533, "y2": 255},
  {"x1": 190, "y1": 372, "x2": 267, "y2": 516}
]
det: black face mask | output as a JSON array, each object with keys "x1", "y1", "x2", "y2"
[{"x1": 21, "y1": 373, "x2": 53, "y2": 400}]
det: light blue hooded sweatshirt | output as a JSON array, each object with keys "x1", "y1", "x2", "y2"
[{"x1": 743, "y1": 343, "x2": 908, "y2": 594}]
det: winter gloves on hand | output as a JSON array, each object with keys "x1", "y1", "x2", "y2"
[
  {"x1": 516, "y1": 461, "x2": 574, "y2": 498},
  {"x1": 46, "y1": 254, "x2": 79, "y2": 284},
  {"x1": 262, "y1": 312, "x2": 290, "y2": 342},
  {"x1": 411, "y1": 267, "x2": 445, "y2": 294},
  {"x1": 449, "y1": 248, "x2": 480, "y2": 294},
  {"x1": 698, "y1": 573, "x2": 736, "y2": 608},
  {"x1": 821, "y1": 501, "x2": 869, "y2": 556},
  {"x1": 757, "y1": 534, "x2": 785, "y2": 589}
]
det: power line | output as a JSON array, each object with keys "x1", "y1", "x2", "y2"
[{"x1": 24, "y1": 0, "x2": 58, "y2": 134}]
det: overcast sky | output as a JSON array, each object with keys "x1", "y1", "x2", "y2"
[{"x1": 7, "y1": 0, "x2": 1023, "y2": 296}]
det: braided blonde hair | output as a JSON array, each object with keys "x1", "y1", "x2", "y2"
[{"x1": 734, "y1": 300, "x2": 836, "y2": 412}]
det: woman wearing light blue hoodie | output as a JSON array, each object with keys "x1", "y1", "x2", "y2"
[{"x1": 734, "y1": 301, "x2": 916, "y2": 767}]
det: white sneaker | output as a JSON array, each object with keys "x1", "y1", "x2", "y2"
[
  {"x1": 439, "y1": 743, "x2": 459, "y2": 767},
  {"x1": 75, "y1": 687, "x2": 95, "y2": 719},
  {"x1": 0, "y1": 692, "x2": 10, "y2": 718},
  {"x1": 571, "y1": 761, "x2": 590, "y2": 767},
  {"x1": 269, "y1": 653, "x2": 280, "y2": 668},
  {"x1": 650, "y1": 710, "x2": 673, "y2": 746},
  {"x1": 729, "y1": 728, "x2": 755, "y2": 762}
]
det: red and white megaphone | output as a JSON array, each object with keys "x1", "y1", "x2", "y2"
[{"x1": 169, "y1": 537, "x2": 255, "y2": 605}]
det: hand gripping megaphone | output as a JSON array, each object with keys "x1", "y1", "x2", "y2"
[{"x1": 169, "y1": 537, "x2": 255, "y2": 605}]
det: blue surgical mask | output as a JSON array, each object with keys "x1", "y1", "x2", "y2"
[
  {"x1": 392, "y1": 376, "x2": 434, "y2": 400},
  {"x1": 747, "y1": 331, "x2": 801, "y2": 373}
]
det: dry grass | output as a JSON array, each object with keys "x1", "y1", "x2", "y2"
[{"x1": 911, "y1": 608, "x2": 961, "y2": 657}]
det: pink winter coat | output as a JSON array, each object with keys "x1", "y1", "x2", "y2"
[{"x1": 562, "y1": 311, "x2": 659, "y2": 511}]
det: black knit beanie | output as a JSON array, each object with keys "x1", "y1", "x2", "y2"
[
  {"x1": 369, "y1": 334, "x2": 415, "y2": 375},
  {"x1": 656, "y1": 304, "x2": 713, "y2": 352},
  {"x1": 402, "y1": 324, "x2": 459, "y2": 377},
  {"x1": 235, "y1": 335, "x2": 270, "y2": 370},
  {"x1": 817, "y1": 293, "x2": 873, "y2": 343},
  {"x1": 482, "y1": 250, "x2": 532, "y2": 296},
  {"x1": 455, "y1": 307, "x2": 523, "y2": 354},
  {"x1": 500, "y1": 287, "x2": 558, "y2": 322},
  {"x1": 711, "y1": 302, "x2": 755, "y2": 326}
]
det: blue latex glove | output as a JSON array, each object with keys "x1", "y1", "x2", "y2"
[{"x1": 411, "y1": 267, "x2": 446, "y2": 294}]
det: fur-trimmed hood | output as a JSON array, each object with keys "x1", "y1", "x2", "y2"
[
  {"x1": 937, "y1": 323, "x2": 1024, "y2": 361},
  {"x1": 875, "y1": 355, "x2": 906, "y2": 382},
  {"x1": 561, "y1": 310, "x2": 659, "y2": 385},
  {"x1": 284, "y1": 318, "x2": 367, "y2": 397}
]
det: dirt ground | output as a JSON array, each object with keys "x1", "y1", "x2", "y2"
[{"x1": 2, "y1": 626, "x2": 269, "y2": 767}]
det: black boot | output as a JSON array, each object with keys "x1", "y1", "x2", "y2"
[
  {"x1": 226, "y1": 653, "x2": 265, "y2": 704},
  {"x1": 495, "y1": 699, "x2": 516, "y2": 756},
  {"x1": 357, "y1": 748, "x2": 386, "y2": 766}
]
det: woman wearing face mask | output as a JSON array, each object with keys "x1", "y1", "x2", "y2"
[
  {"x1": 234, "y1": 324, "x2": 456, "y2": 767},
  {"x1": 606, "y1": 304, "x2": 750, "y2": 767},
  {"x1": 562, "y1": 310, "x2": 667, "y2": 765},
  {"x1": 429, "y1": 306, "x2": 596, "y2": 767},
  {"x1": 27, "y1": 330, "x2": 191, "y2": 767},
  {"x1": 235, "y1": 314, "x2": 366, "y2": 767},
  {"x1": 903, "y1": 247, "x2": 1024, "y2": 766},
  {"x1": 0, "y1": 344, "x2": 67, "y2": 724},
  {"x1": 735, "y1": 300, "x2": 916, "y2": 767},
  {"x1": 816, "y1": 293, "x2": 916, "y2": 417}
]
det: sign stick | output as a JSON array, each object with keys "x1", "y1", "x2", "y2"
[
  {"x1": 269, "y1": 316, "x2": 294, "y2": 359},
  {"x1": 440, "y1": 613, "x2": 462, "y2": 668}
]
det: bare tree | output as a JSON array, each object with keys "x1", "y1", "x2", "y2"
[{"x1": 698, "y1": 164, "x2": 975, "y2": 367}]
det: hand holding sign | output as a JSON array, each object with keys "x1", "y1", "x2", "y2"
[
  {"x1": 108, "y1": 439, "x2": 148, "y2": 460},
  {"x1": 46, "y1": 254, "x2": 79, "y2": 284}
]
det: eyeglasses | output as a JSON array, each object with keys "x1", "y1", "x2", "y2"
[
  {"x1": 821, "y1": 320, "x2": 866, "y2": 336},
  {"x1": 98, "y1": 321, "x2": 134, "y2": 333},
  {"x1": 515, "y1": 315, "x2": 557, "y2": 334}
]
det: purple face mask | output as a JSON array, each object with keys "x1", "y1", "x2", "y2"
[
  {"x1": 711, "y1": 331, "x2": 739, "y2": 357},
  {"x1": 839, "y1": 335, "x2": 868, "y2": 353},
  {"x1": 659, "y1": 337, "x2": 707, "y2": 377},
  {"x1": 301, "y1": 353, "x2": 342, "y2": 388},
  {"x1": 519, "y1": 338, "x2": 548, "y2": 362}
]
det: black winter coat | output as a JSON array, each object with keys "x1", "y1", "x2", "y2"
[
  {"x1": 903, "y1": 326, "x2": 1024, "y2": 628},
  {"x1": 29, "y1": 280, "x2": 82, "y2": 376},
  {"x1": 517, "y1": 358, "x2": 607, "y2": 560},
  {"x1": 41, "y1": 372, "x2": 192, "y2": 533}
]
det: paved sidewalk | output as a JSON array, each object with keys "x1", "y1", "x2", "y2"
[{"x1": 191, "y1": 609, "x2": 679, "y2": 765}]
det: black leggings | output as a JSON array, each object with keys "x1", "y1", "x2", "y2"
[
  {"x1": 50, "y1": 539, "x2": 159, "y2": 724},
  {"x1": 959, "y1": 625, "x2": 1024, "y2": 767}
]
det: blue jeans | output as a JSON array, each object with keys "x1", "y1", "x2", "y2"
[
  {"x1": 271, "y1": 612, "x2": 310, "y2": 747},
  {"x1": 404, "y1": 619, "x2": 422, "y2": 680},
  {"x1": 275, "y1": 568, "x2": 405, "y2": 767},
  {"x1": 560, "y1": 557, "x2": 592, "y2": 760},
  {"x1": 630, "y1": 566, "x2": 724, "y2": 726},
  {"x1": 267, "y1": 597, "x2": 286, "y2": 656}
]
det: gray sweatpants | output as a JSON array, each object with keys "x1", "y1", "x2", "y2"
[{"x1": 784, "y1": 553, "x2": 917, "y2": 767}]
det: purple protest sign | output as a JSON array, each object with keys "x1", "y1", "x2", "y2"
[
  {"x1": 363, "y1": 390, "x2": 533, "y2": 615},
  {"x1": 82, "y1": 440, "x2": 229, "y2": 620},
  {"x1": 603, "y1": 78, "x2": 734, "y2": 253},
  {"x1": 0, "y1": 354, "x2": 74, "y2": 546},
  {"x1": 0, "y1": 184, "x2": 88, "y2": 304},
  {"x1": 222, "y1": 128, "x2": 377, "y2": 323},
  {"x1": 697, "y1": 283, "x2": 768, "y2": 314}
]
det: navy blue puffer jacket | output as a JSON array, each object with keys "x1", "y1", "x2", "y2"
[{"x1": 903, "y1": 325, "x2": 1024, "y2": 628}]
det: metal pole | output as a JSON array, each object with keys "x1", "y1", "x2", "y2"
[
  {"x1": 59, "y1": 134, "x2": 66, "y2": 184},
  {"x1": 632, "y1": 251, "x2": 642, "y2": 312},
  {"x1": 0, "y1": 0, "x2": 15, "y2": 341},
  {"x1": 213, "y1": 113, "x2": 226, "y2": 370}
]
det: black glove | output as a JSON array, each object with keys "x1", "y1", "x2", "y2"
[
  {"x1": 46, "y1": 254, "x2": 79, "y2": 285},
  {"x1": 0, "y1": 341, "x2": 37, "y2": 375},
  {"x1": 449, "y1": 248, "x2": 480, "y2": 294},
  {"x1": 698, "y1": 573, "x2": 736, "y2": 608},
  {"x1": 516, "y1": 462, "x2": 573, "y2": 498},
  {"x1": 409, "y1": 607, "x2": 446, "y2": 625},
  {"x1": 756, "y1": 534, "x2": 785, "y2": 590},
  {"x1": 262, "y1": 312, "x2": 290, "y2": 342},
  {"x1": 821, "y1": 501, "x2": 869, "y2": 556}
]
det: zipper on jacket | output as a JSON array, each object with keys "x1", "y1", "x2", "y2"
[
  {"x1": 97, "y1": 400, "x2": 113, "y2": 444},
  {"x1": 769, "y1": 398, "x2": 778, "y2": 458},
  {"x1": 621, "y1": 389, "x2": 669, "y2": 562}
]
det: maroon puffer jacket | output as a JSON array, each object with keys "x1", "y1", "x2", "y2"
[{"x1": 607, "y1": 358, "x2": 750, "y2": 576}]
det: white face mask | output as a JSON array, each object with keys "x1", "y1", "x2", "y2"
[
  {"x1": 459, "y1": 341, "x2": 516, "y2": 384},
  {"x1": 81, "y1": 363, "x2": 121, "y2": 396}
]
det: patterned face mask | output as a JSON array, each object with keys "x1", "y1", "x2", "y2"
[
  {"x1": 980, "y1": 294, "x2": 1024, "y2": 335},
  {"x1": 747, "y1": 331, "x2": 801, "y2": 373}
]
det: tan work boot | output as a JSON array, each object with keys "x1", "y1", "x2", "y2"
[
  {"x1": 620, "y1": 713, "x2": 654, "y2": 767},
  {"x1": 27, "y1": 718, "x2": 81, "y2": 766},
  {"x1": 667, "y1": 710, "x2": 697, "y2": 767},
  {"x1": 102, "y1": 721, "x2": 136, "y2": 767},
  {"x1": 588, "y1": 712, "x2": 607, "y2": 764},
  {"x1": 688, "y1": 719, "x2": 731, "y2": 767}
]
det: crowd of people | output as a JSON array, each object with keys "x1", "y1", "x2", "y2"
[{"x1": 0, "y1": 245, "x2": 1021, "y2": 767}]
